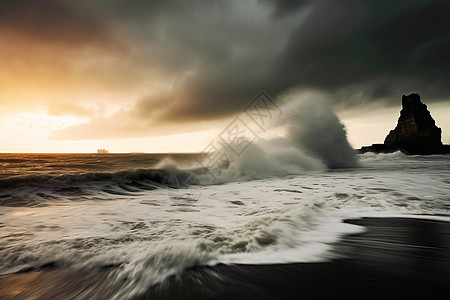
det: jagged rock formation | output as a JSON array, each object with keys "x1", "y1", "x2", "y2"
[
  {"x1": 384, "y1": 93, "x2": 442, "y2": 153},
  {"x1": 360, "y1": 93, "x2": 450, "y2": 155}
]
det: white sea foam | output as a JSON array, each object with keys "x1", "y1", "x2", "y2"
[{"x1": 182, "y1": 91, "x2": 359, "y2": 185}]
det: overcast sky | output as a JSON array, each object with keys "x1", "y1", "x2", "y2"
[{"x1": 1, "y1": 0, "x2": 449, "y2": 152}]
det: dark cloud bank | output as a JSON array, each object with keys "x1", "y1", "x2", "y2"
[{"x1": 2, "y1": 0, "x2": 449, "y2": 138}]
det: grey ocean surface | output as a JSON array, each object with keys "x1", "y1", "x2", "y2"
[{"x1": 0, "y1": 152, "x2": 449, "y2": 299}]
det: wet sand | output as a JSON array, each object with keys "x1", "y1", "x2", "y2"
[
  {"x1": 1, "y1": 217, "x2": 450, "y2": 299},
  {"x1": 0, "y1": 268, "x2": 120, "y2": 299}
]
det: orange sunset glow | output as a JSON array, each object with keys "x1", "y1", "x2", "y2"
[{"x1": 1, "y1": 0, "x2": 450, "y2": 153}]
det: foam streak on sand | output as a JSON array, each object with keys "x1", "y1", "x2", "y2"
[{"x1": 1, "y1": 217, "x2": 450, "y2": 300}]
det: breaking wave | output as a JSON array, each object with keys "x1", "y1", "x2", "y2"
[{"x1": 0, "y1": 92, "x2": 358, "y2": 206}]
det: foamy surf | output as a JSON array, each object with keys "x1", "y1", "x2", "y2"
[{"x1": 2, "y1": 152, "x2": 450, "y2": 299}]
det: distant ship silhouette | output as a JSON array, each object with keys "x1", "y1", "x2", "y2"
[{"x1": 97, "y1": 148, "x2": 110, "y2": 154}]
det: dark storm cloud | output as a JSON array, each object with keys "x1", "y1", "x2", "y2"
[
  {"x1": 271, "y1": 0, "x2": 450, "y2": 102},
  {"x1": 125, "y1": 0, "x2": 450, "y2": 125},
  {"x1": 261, "y1": 0, "x2": 312, "y2": 17},
  {"x1": 7, "y1": 0, "x2": 447, "y2": 138},
  {"x1": 0, "y1": 0, "x2": 111, "y2": 45}
]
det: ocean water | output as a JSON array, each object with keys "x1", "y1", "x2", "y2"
[{"x1": 1, "y1": 152, "x2": 449, "y2": 298}]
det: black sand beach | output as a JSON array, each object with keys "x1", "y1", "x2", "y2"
[{"x1": 1, "y1": 217, "x2": 449, "y2": 300}]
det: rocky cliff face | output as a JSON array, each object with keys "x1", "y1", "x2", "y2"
[{"x1": 360, "y1": 93, "x2": 449, "y2": 155}]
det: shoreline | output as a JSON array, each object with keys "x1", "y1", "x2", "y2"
[{"x1": 1, "y1": 217, "x2": 449, "y2": 299}]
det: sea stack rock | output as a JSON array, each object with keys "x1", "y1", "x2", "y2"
[
  {"x1": 360, "y1": 93, "x2": 450, "y2": 155},
  {"x1": 384, "y1": 93, "x2": 442, "y2": 154}
]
